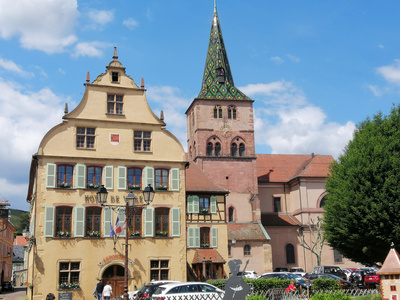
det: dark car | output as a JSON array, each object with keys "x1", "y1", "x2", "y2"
[
  {"x1": 2, "y1": 281, "x2": 14, "y2": 292},
  {"x1": 273, "y1": 267, "x2": 289, "y2": 272}
]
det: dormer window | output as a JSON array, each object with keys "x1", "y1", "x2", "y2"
[
  {"x1": 112, "y1": 72, "x2": 119, "y2": 82},
  {"x1": 216, "y1": 67, "x2": 225, "y2": 84},
  {"x1": 107, "y1": 94, "x2": 123, "y2": 115}
]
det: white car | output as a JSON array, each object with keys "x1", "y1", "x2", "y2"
[
  {"x1": 151, "y1": 282, "x2": 224, "y2": 300},
  {"x1": 237, "y1": 271, "x2": 260, "y2": 279}
]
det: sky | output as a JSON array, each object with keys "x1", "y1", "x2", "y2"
[{"x1": 1, "y1": 0, "x2": 400, "y2": 211}]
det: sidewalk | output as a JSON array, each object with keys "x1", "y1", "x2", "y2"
[{"x1": 0, "y1": 286, "x2": 27, "y2": 300}]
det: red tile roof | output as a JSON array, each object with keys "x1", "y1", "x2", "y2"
[
  {"x1": 261, "y1": 214, "x2": 301, "y2": 226},
  {"x1": 377, "y1": 247, "x2": 400, "y2": 275},
  {"x1": 14, "y1": 236, "x2": 29, "y2": 246},
  {"x1": 227, "y1": 223, "x2": 270, "y2": 241},
  {"x1": 192, "y1": 248, "x2": 226, "y2": 264},
  {"x1": 185, "y1": 162, "x2": 228, "y2": 193},
  {"x1": 257, "y1": 154, "x2": 334, "y2": 183}
]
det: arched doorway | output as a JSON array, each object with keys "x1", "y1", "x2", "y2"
[{"x1": 102, "y1": 264, "x2": 125, "y2": 298}]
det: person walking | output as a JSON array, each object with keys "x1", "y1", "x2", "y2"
[
  {"x1": 102, "y1": 281, "x2": 113, "y2": 300},
  {"x1": 94, "y1": 278, "x2": 105, "y2": 299}
]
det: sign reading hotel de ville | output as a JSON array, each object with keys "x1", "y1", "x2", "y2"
[{"x1": 110, "y1": 133, "x2": 120, "y2": 145}]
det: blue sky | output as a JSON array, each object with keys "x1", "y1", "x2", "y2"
[{"x1": 1, "y1": 0, "x2": 400, "y2": 211}]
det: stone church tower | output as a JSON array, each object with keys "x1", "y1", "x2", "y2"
[{"x1": 186, "y1": 2, "x2": 271, "y2": 273}]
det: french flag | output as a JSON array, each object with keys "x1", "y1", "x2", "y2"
[{"x1": 115, "y1": 217, "x2": 122, "y2": 234}]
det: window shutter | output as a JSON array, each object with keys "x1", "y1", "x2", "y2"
[
  {"x1": 171, "y1": 207, "x2": 180, "y2": 237},
  {"x1": 187, "y1": 196, "x2": 194, "y2": 213},
  {"x1": 210, "y1": 196, "x2": 217, "y2": 213},
  {"x1": 74, "y1": 206, "x2": 85, "y2": 237},
  {"x1": 44, "y1": 206, "x2": 55, "y2": 237},
  {"x1": 29, "y1": 214, "x2": 35, "y2": 237},
  {"x1": 144, "y1": 167, "x2": 154, "y2": 189},
  {"x1": 118, "y1": 166, "x2": 127, "y2": 190},
  {"x1": 194, "y1": 227, "x2": 200, "y2": 248},
  {"x1": 118, "y1": 207, "x2": 126, "y2": 237},
  {"x1": 104, "y1": 166, "x2": 113, "y2": 190},
  {"x1": 103, "y1": 207, "x2": 113, "y2": 237},
  {"x1": 75, "y1": 164, "x2": 86, "y2": 189},
  {"x1": 188, "y1": 227, "x2": 195, "y2": 248},
  {"x1": 170, "y1": 168, "x2": 179, "y2": 191},
  {"x1": 46, "y1": 163, "x2": 56, "y2": 188},
  {"x1": 144, "y1": 206, "x2": 154, "y2": 237},
  {"x1": 193, "y1": 196, "x2": 199, "y2": 213},
  {"x1": 211, "y1": 227, "x2": 218, "y2": 248}
]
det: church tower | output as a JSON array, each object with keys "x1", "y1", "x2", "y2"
[{"x1": 186, "y1": 1, "x2": 260, "y2": 223}]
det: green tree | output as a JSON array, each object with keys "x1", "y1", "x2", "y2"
[{"x1": 324, "y1": 104, "x2": 400, "y2": 265}]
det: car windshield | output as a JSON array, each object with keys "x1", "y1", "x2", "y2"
[
  {"x1": 153, "y1": 287, "x2": 166, "y2": 295},
  {"x1": 287, "y1": 274, "x2": 302, "y2": 280}
]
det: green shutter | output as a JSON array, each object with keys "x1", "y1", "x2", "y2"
[
  {"x1": 44, "y1": 206, "x2": 55, "y2": 237},
  {"x1": 211, "y1": 227, "x2": 218, "y2": 248},
  {"x1": 210, "y1": 196, "x2": 217, "y2": 213},
  {"x1": 171, "y1": 207, "x2": 180, "y2": 237},
  {"x1": 46, "y1": 163, "x2": 56, "y2": 188},
  {"x1": 188, "y1": 227, "x2": 195, "y2": 248},
  {"x1": 144, "y1": 167, "x2": 154, "y2": 189},
  {"x1": 118, "y1": 166, "x2": 127, "y2": 190},
  {"x1": 103, "y1": 207, "x2": 113, "y2": 237},
  {"x1": 104, "y1": 166, "x2": 113, "y2": 190},
  {"x1": 187, "y1": 196, "x2": 194, "y2": 213},
  {"x1": 29, "y1": 214, "x2": 35, "y2": 237},
  {"x1": 193, "y1": 196, "x2": 199, "y2": 213},
  {"x1": 75, "y1": 164, "x2": 86, "y2": 189},
  {"x1": 118, "y1": 207, "x2": 126, "y2": 237},
  {"x1": 144, "y1": 206, "x2": 154, "y2": 237},
  {"x1": 74, "y1": 206, "x2": 85, "y2": 237},
  {"x1": 170, "y1": 168, "x2": 179, "y2": 191},
  {"x1": 194, "y1": 227, "x2": 200, "y2": 248}
]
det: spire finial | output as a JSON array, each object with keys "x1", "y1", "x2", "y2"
[
  {"x1": 214, "y1": 0, "x2": 217, "y2": 13},
  {"x1": 113, "y1": 47, "x2": 118, "y2": 61}
]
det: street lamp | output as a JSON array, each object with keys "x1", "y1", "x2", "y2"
[{"x1": 97, "y1": 185, "x2": 155, "y2": 300}]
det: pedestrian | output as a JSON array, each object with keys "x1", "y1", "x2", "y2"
[
  {"x1": 102, "y1": 281, "x2": 114, "y2": 300},
  {"x1": 94, "y1": 278, "x2": 105, "y2": 299},
  {"x1": 286, "y1": 281, "x2": 296, "y2": 292},
  {"x1": 46, "y1": 293, "x2": 56, "y2": 300}
]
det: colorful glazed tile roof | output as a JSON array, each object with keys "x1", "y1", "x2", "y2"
[{"x1": 197, "y1": 5, "x2": 251, "y2": 101}]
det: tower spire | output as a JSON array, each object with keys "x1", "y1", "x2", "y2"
[{"x1": 197, "y1": 2, "x2": 251, "y2": 101}]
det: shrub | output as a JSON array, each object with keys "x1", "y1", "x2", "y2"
[
  {"x1": 311, "y1": 292, "x2": 351, "y2": 300},
  {"x1": 246, "y1": 295, "x2": 265, "y2": 300},
  {"x1": 311, "y1": 278, "x2": 340, "y2": 291}
]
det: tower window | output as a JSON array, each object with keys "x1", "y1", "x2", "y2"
[
  {"x1": 228, "y1": 207, "x2": 234, "y2": 222},
  {"x1": 228, "y1": 105, "x2": 236, "y2": 119},
  {"x1": 215, "y1": 142, "x2": 221, "y2": 156},
  {"x1": 214, "y1": 105, "x2": 222, "y2": 119},
  {"x1": 206, "y1": 143, "x2": 213, "y2": 156},
  {"x1": 239, "y1": 143, "x2": 245, "y2": 157},
  {"x1": 216, "y1": 67, "x2": 225, "y2": 84},
  {"x1": 231, "y1": 143, "x2": 237, "y2": 157}
]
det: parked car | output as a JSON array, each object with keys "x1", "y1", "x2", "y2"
[
  {"x1": 290, "y1": 267, "x2": 304, "y2": 273},
  {"x1": 135, "y1": 281, "x2": 180, "y2": 300},
  {"x1": 364, "y1": 272, "x2": 380, "y2": 288},
  {"x1": 261, "y1": 272, "x2": 311, "y2": 289},
  {"x1": 151, "y1": 282, "x2": 224, "y2": 300},
  {"x1": 273, "y1": 267, "x2": 289, "y2": 272},
  {"x1": 304, "y1": 274, "x2": 351, "y2": 289},
  {"x1": 311, "y1": 266, "x2": 347, "y2": 280},
  {"x1": 342, "y1": 269, "x2": 353, "y2": 281},
  {"x1": 237, "y1": 271, "x2": 259, "y2": 279},
  {"x1": 1, "y1": 281, "x2": 13, "y2": 292}
]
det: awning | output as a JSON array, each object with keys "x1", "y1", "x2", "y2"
[{"x1": 192, "y1": 248, "x2": 226, "y2": 264}]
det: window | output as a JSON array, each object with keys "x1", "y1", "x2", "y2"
[
  {"x1": 206, "y1": 143, "x2": 213, "y2": 156},
  {"x1": 59, "y1": 261, "x2": 80, "y2": 287},
  {"x1": 86, "y1": 208, "x2": 101, "y2": 237},
  {"x1": 215, "y1": 143, "x2": 221, "y2": 156},
  {"x1": 228, "y1": 207, "x2": 234, "y2": 222},
  {"x1": 57, "y1": 165, "x2": 73, "y2": 188},
  {"x1": 199, "y1": 197, "x2": 210, "y2": 214},
  {"x1": 107, "y1": 94, "x2": 123, "y2": 114},
  {"x1": 155, "y1": 169, "x2": 169, "y2": 190},
  {"x1": 112, "y1": 72, "x2": 119, "y2": 82},
  {"x1": 155, "y1": 208, "x2": 169, "y2": 236},
  {"x1": 127, "y1": 168, "x2": 142, "y2": 189},
  {"x1": 56, "y1": 207, "x2": 72, "y2": 236},
  {"x1": 87, "y1": 167, "x2": 102, "y2": 189},
  {"x1": 150, "y1": 260, "x2": 169, "y2": 281},
  {"x1": 213, "y1": 105, "x2": 222, "y2": 119},
  {"x1": 286, "y1": 244, "x2": 295, "y2": 264},
  {"x1": 333, "y1": 249, "x2": 343, "y2": 263},
  {"x1": 129, "y1": 209, "x2": 142, "y2": 237},
  {"x1": 228, "y1": 105, "x2": 236, "y2": 119},
  {"x1": 231, "y1": 143, "x2": 237, "y2": 157},
  {"x1": 134, "y1": 131, "x2": 151, "y2": 151},
  {"x1": 244, "y1": 245, "x2": 251, "y2": 256},
  {"x1": 320, "y1": 195, "x2": 327, "y2": 208},
  {"x1": 239, "y1": 143, "x2": 245, "y2": 157},
  {"x1": 273, "y1": 197, "x2": 281, "y2": 213},
  {"x1": 76, "y1": 127, "x2": 95, "y2": 149},
  {"x1": 200, "y1": 227, "x2": 210, "y2": 248},
  {"x1": 228, "y1": 245, "x2": 231, "y2": 256}
]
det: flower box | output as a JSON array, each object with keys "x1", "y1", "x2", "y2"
[
  {"x1": 200, "y1": 244, "x2": 210, "y2": 248},
  {"x1": 58, "y1": 282, "x2": 80, "y2": 290},
  {"x1": 155, "y1": 231, "x2": 168, "y2": 237},
  {"x1": 87, "y1": 185, "x2": 100, "y2": 189},
  {"x1": 57, "y1": 183, "x2": 71, "y2": 189},
  {"x1": 128, "y1": 186, "x2": 141, "y2": 190},
  {"x1": 87, "y1": 231, "x2": 101, "y2": 238},
  {"x1": 56, "y1": 231, "x2": 71, "y2": 238},
  {"x1": 130, "y1": 232, "x2": 141, "y2": 237},
  {"x1": 200, "y1": 210, "x2": 209, "y2": 214},
  {"x1": 156, "y1": 186, "x2": 168, "y2": 191}
]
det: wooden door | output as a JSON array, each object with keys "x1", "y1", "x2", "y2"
[{"x1": 102, "y1": 265, "x2": 125, "y2": 298}]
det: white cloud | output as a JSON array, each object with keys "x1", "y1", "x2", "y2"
[
  {"x1": 0, "y1": 0, "x2": 78, "y2": 53},
  {"x1": 271, "y1": 56, "x2": 283, "y2": 64},
  {"x1": 376, "y1": 59, "x2": 400, "y2": 85},
  {"x1": 86, "y1": 9, "x2": 114, "y2": 30},
  {"x1": 0, "y1": 57, "x2": 33, "y2": 77},
  {"x1": 123, "y1": 18, "x2": 139, "y2": 30},
  {"x1": 71, "y1": 41, "x2": 110, "y2": 58},
  {"x1": 0, "y1": 178, "x2": 29, "y2": 210},
  {"x1": 287, "y1": 54, "x2": 300, "y2": 63}
]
